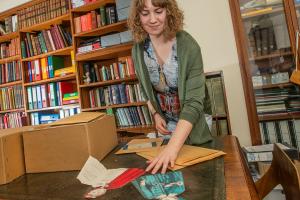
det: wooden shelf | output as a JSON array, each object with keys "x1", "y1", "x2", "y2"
[
  {"x1": 249, "y1": 51, "x2": 293, "y2": 61},
  {"x1": 21, "y1": 46, "x2": 73, "y2": 62},
  {"x1": 74, "y1": 21, "x2": 128, "y2": 37},
  {"x1": 117, "y1": 125, "x2": 156, "y2": 132},
  {"x1": 82, "y1": 102, "x2": 147, "y2": 111},
  {"x1": 24, "y1": 74, "x2": 76, "y2": 87},
  {"x1": 76, "y1": 43, "x2": 133, "y2": 61},
  {"x1": 71, "y1": 0, "x2": 114, "y2": 12},
  {"x1": 0, "y1": 55, "x2": 20, "y2": 64},
  {"x1": 0, "y1": 108, "x2": 25, "y2": 114},
  {"x1": 0, "y1": 32, "x2": 19, "y2": 43},
  {"x1": 20, "y1": 14, "x2": 70, "y2": 32},
  {"x1": 0, "y1": 80, "x2": 22, "y2": 88},
  {"x1": 212, "y1": 114, "x2": 228, "y2": 120},
  {"x1": 79, "y1": 76, "x2": 137, "y2": 88},
  {"x1": 242, "y1": 6, "x2": 284, "y2": 19},
  {"x1": 26, "y1": 104, "x2": 79, "y2": 113},
  {"x1": 253, "y1": 82, "x2": 292, "y2": 90},
  {"x1": 258, "y1": 111, "x2": 300, "y2": 121}
]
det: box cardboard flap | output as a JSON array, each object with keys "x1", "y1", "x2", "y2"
[{"x1": 50, "y1": 112, "x2": 105, "y2": 126}]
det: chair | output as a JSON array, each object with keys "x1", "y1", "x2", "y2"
[{"x1": 255, "y1": 144, "x2": 300, "y2": 200}]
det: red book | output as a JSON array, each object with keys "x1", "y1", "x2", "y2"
[
  {"x1": 31, "y1": 61, "x2": 36, "y2": 82},
  {"x1": 50, "y1": 27, "x2": 60, "y2": 50},
  {"x1": 54, "y1": 25, "x2": 65, "y2": 48},
  {"x1": 80, "y1": 15, "x2": 87, "y2": 32},
  {"x1": 58, "y1": 81, "x2": 76, "y2": 104},
  {"x1": 86, "y1": 12, "x2": 93, "y2": 31},
  {"x1": 126, "y1": 57, "x2": 136, "y2": 76}
]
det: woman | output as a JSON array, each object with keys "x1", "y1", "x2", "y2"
[{"x1": 128, "y1": 0, "x2": 212, "y2": 174}]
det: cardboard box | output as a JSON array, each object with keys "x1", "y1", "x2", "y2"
[
  {"x1": 0, "y1": 126, "x2": 32, "y2": 184},
  {"x1": 23, "y1": 112, "x2": 118, "y2": 173}
]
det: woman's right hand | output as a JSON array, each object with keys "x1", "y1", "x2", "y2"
[{"x1": 153, "y1": 113, "x2": 171, "y2": 135}]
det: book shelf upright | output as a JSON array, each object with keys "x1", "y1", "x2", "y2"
[{"x1": 0, "y1": 6, "x2": 25, "y2": 129}]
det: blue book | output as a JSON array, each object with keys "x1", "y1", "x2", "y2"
[
  {"x1": 118, "y1": 83, "x2": 127, "y2": 104},
  {"x1": 28, "y1": 62, "x2": 32, "y2": 82},
  {"x1": 39, "y1": 113, "x2": 60, "y2": 124},
  {"x1": 36, "y1": 85, "x2": 43, "y2": 109}
]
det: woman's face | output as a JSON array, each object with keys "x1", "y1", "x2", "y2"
[{"x1": 139, "y1": 0, "x2": 167, "y2": 38}]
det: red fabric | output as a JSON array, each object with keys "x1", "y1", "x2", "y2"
[{"x1": 106, "y1": 168, "x2": 145, "y2": 190}]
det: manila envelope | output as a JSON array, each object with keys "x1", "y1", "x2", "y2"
[
  {"x1": 115, "y1": 138, "x2": 164, "y2": 154},
  {"x1": 137, "y1": 145, "x2": 226, "y2": 170}
]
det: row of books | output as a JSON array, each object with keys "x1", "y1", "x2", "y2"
[
  {"x1": 255, "y1": 86, "x2": 300, "y2": 114},
  {"x1": 114, "y1": 106, "x2": 153, "y2": 127},
  {"x1": 252, "y1": 72, "x2": 289, "y2": 87},
  {"x1": 71, "y1": 0, "x2": 97, "y2": 8},
  {"x1": 259, "y1": 119, "x2": 300, "y2": 151},
  {"x1": 0, "y1": 85, "x2": 24, "y2": 111},
  {"x1": 0, "y1": 38, "x2": 20, "y2": 59},
  {"x1": 27, "y1": 81, "x2": 78, "y2": 110},
  {"x1": 0, "y1": 112, "x2": 27, "y2": 129},
  {"x1": 77, "y1": 30, "x2": 132, "y2": 54},
  {"x1": 82, "y1": 57, "x2": 135, "y2": 84},
  {"x1": 0, "y1": 61, "x2": 22, "y2": 84},
  {"x1": 21, "y1": 24, "x2": 72, "y2": 58},
  {"x1": 88, "y1": 83, "x2": 145, "y2": 108},
  {"x1": 0, "y1": 15, "x2": 18, "y2": 35},
  {"x1": 74, "y1": 4, "x2": 117, "y2": 34},
  {"x1": 30, "y1": 106, "x2": 80, "y2": 125},
  {"x1": 17, "y1": 0, "x2": 69, "y2": 30},
  {"x1": 248, "y1": 25, "x2": 277, "y2": 57},
  {"x1": 25, "y1": 56, "x2": 66, "y2": 82},
  {"x1": 206, "y1": 77, "x2": 227, "y2": 116}
]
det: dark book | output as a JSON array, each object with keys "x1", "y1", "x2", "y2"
[
  {"x1": 261, "y1": 28, "x2": 268, "y2": 55},
  {"x1": 83, "y1": 63, "x2": 92, "y2": 84},
  {"x1": 254, "y1": 26, "x2": 262, "y2": 56}
]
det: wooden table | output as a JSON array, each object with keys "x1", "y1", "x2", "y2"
[{"x1": 0, "y1": 136, "x2": 259, "y2": 200}]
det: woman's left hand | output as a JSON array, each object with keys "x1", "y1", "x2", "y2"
[{"x1": 145, "y1": 145, "x2": 179, "y2": 174}]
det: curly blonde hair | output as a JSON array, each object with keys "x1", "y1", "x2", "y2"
[{"x1": 128, "y1": 0, "x2": 184, "y2": 43}]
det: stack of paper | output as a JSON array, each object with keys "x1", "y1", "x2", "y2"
[{"x1": 137, "y1": 145, "x2": 226, "y2": 170}]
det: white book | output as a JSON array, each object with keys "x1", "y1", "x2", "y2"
[{"x1": 59, "y1": 110, "x2": 65, "y2": 119}]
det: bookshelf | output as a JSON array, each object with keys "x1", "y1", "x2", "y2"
[
  {"x1": 229, "y1": 0, "x2": 300, "y2": 150},
  {"x1": 205, "y1": 71, "x2": 231, "y2": 136},
  {"x1": 0, "y1": 0, "x2": 232, "y2": 139}
]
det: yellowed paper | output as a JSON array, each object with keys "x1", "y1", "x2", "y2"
[
  {"x1": 115, "y1": 138, "x2": 164, "y2": 154},
  {"x1": 137, "y1": 145, "x2": 226, "y2": 170}
]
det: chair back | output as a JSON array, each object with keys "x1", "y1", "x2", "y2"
[{"x1": 255, "y1": 144, "x2": 300, "y2": 200}]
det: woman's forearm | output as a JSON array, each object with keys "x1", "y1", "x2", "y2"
[{"x1": 167, "y1": 119, "x2": 193, "y2": 152}]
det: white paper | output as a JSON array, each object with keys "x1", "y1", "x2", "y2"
[
  {"x1": 77, "y1": 156, "x2": 127, "y2": 187},
  {"x1": 244, "y1": 143, "x2": 290, "y2": 152}
]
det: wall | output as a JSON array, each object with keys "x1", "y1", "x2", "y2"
[
  {"x1": 177, "y1": 0, "x2": 252, "y2": 146},
  {"x1": 0, "y1": 0, "x2": 253, "y2": 146},
  {"x1": 0, "y1": 0, "x2": 30, "y2": 13}
]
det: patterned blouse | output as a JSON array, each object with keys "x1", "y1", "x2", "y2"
[{"x1": 143, "y1": 38, "x2": 180, "y2": 131}]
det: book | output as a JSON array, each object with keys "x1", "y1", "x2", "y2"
[{"x1": 243, "y1": 143, "x2": 299, "y2": 162}]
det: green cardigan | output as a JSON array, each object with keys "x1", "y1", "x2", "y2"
[{"x1": 131, "y1": 30, "x2": 212, "y2": 145}]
